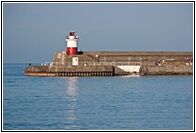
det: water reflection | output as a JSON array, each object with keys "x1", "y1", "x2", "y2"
[
  {"x1": 65, "y1": 77, "x2": 79, "y2": 129},
  {"x1": 67, "y1": 77, "x2": 77, "y2": 96}
]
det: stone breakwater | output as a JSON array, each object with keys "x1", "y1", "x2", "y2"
[{"x1": 24, "y1": 51, "x2": 193, "y2": 76}]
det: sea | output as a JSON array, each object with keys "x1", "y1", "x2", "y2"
[{"x1": 3, "y1": 63, "x2": 194, "y2": 131}]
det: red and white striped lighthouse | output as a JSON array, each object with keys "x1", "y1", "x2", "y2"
[{"x1": 65, "y1": 31, "x2": 79, "y2": 55}]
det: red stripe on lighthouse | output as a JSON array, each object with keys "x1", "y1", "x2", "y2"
[{"x1": 67, "y1": 47, "x2": 77, "y2": 55}]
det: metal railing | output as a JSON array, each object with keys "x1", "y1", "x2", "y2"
[{"x1": 51, "y1": 61, "x2": 142, "y2": 66}]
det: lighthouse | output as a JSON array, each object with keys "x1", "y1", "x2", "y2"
[{"x1": 65, "y1": 31, "x2": 79, "y2": 55}]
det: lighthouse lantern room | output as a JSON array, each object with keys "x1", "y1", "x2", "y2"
[{"x1": 65, "y1": 31, "x2": 79, "y2": 55}]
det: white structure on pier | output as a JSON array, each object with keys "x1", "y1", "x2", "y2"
[{"x1": 65, "y1": 31, "x2": 79, "y2": 55}]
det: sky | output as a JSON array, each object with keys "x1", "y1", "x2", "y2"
[{"x1": 3, "y1": 2, "x2": 193, "y2": 63}]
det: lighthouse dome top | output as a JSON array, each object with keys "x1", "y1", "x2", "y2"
[{"x1": 69, "y1": 31, "x2": 76, "y2": 36}]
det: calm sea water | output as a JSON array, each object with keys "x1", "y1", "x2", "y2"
[{"x1": 3, "y1": 63, "x2": 193, "y2": 131}]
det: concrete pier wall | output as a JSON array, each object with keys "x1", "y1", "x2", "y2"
[
  {"x1": 24, "y1": 65, "x2": 114, "y2": 76},
  {"x1": 24, "y1": 51, "x2": 193, "y2": 76},
  {"x1": 147, "y1": 65, "x2": 193, "y2": 75},
  {"x1": 140, "y1": 65, "x2": 193, "y2": 75},
  {"x1": 52, "y1": 51, "x2": 192, "y2": 66}
]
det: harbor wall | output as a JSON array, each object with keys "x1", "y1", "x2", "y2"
[
  {"x1": 24, "y1": 51, "x2": 193, "y2": 76},
  {"x1": 24, "y1": 65, "x2": 114, "y2": 76},
  {"x1": 140, "y1": 65, "x2": 193, "y2": 75}
]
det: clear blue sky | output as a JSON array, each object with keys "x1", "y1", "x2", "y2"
[{"x1": 3, "y1": 2, "x2": 193, "y2": 63}]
